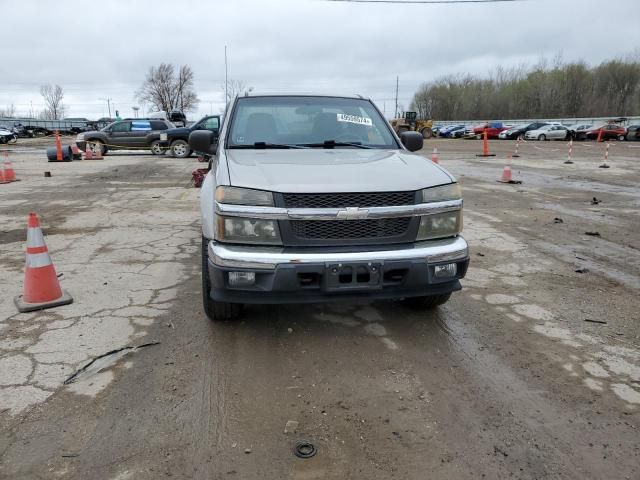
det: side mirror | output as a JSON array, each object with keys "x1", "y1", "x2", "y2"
[
  {"x1": 189, "y1": 130, "x2": 217, "y2": 155},
  {"x1": 399, "y1": 131, "x2": 423, "y2": 152}
]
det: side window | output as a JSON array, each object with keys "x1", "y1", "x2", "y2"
[
  {"x1": 150, "y1": 121, "x2": 168, "y2": 130},
  {"x1": 131, "y1": 120, "x2": 152, "y2": 132},
  {"x1": 203, "y1": 117, "x2": 220, "y2": 130},
  {"x1": 111, "y1": 122, "x2": 131, "y2": 132}
]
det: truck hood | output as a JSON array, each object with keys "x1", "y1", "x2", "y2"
[
  {"x1": 165, "y1": 126, "x2": 191, "y2": 135},
  {"x1": 224, "y1": 149, "x2": 454, "y2": 193}
]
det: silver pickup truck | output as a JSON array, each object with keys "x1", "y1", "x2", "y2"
[{"x1": 191, "y1": 94, "x2": 469, "y2": 320}]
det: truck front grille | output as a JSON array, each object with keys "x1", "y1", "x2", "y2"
[
  {"x1": 282, "y1": 191, "x2": 415, "y2": 209},
  {"x1": 291, "y1": 218, "x2": 411, "y2": 240}
]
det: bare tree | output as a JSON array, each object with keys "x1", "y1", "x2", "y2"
[
  {"x1": 222, "y1": 79, "x2": 253, "y2": 105},
  {"x1": 136, "y1": 63, "x2": 199, "y2": 113},
  {"x1": 40, "y1": 84, "x2": 65, "y2": 119},
  {"x1": 0, "y1": 104, "x2": 16, "y2": 117},
  {"x1": 410, "y1": 55, "x2": 640, "y2": 120}
]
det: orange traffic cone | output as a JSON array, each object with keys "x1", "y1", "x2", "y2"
[
  {"x1": 55, "y1": 130, "x2": 63, "y2": 161},
  {"x1": 93, "y1": 142, "x2": 103, "y2": 160},
  {"x1": 431, "y1": 147, "x2": 439, "y2": 164},
  {"x1": 70, "y1": 143, "x2": 82, "y2": 160},
  {"x1": 84, "y1": 143, "x2": 93, "y2": 160},
  {"x1": 498, "y1": 156, "x2": 522, "y2": 184},
  {"x1": 0, "y1": 167, "x2": 8, "y2": 184},
  {"x1": 499, "y1": 165, "x2": 512, "y2": 183},
  {"x1": 14, "y1": 213, "x2": 73, "y2": 313},
  {"x1": 476, "y1": 128, "x2": 496, "y2": 157},
  {"x1": 3, "y1": 158, "x2": 16, "y2": 182}
]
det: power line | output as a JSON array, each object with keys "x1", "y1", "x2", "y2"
[{"x1": 324, "y1": 0, "x2": 521, "y2": 3}]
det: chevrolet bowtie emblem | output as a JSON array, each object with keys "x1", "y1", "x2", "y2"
[{"x1": 336, "y1": 207, "x2": 369, "y2": 220}]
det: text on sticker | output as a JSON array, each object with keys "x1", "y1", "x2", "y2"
[{"x1": 337, "y1": 113, "x2": 372, "y2": 127}]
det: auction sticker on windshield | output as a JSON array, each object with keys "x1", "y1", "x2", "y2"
[{"x1": 337, "y1": 113, "x2": 373, "y2": 126}]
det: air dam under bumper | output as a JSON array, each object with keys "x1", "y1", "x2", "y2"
[{"x1": 207, "y1": 236, "x2": 469, "y2": 304}]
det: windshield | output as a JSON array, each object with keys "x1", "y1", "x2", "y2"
[{"x1": 227, "y1": 96, "x2": 398, "y2": 149}]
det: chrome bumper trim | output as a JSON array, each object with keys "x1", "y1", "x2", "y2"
[
  {"x1": 215, "y1": 199, "x2": 463, "y2": 221},
  {"x1": 209, "y1": 236, "x2": 468, "y2": 270}
]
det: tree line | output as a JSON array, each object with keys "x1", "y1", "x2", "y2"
[{"x1": 410, "y1": 56, "x2": 640, "y2": 121}]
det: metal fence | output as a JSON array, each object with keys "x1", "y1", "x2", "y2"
[{"x1": 434, "y1": 116, "x2": 640, "y2": 128}]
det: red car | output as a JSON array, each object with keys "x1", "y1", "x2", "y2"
[
  {"x1": 584, "y1": 124, "x2": 627, "y2": 141},
  {"x1": 472, "y1": 122, "x2": 510, "y2": 139}
]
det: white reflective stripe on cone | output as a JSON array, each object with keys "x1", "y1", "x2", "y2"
[
  {"x1": 27, "y1": 227, "x2": 46, "y2": 248},
  {"x1": 26, "y1": 252, "x2": 53, "y2": 268}
]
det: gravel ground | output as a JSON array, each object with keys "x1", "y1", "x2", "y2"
[{"x1": 0, "y1": 137, "x2": 638, "y2": 479}]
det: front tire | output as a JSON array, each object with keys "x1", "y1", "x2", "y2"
[
  {"x1": 87, "y1": 139, "x2": 106, "y2": 156},
  {"x1": 538, "y1": 134, "x2": 546, "y2": 141},
  {"x1": 201, "y1": 236, "x2": 242, "y2": 321},
  {"x1": 420, "y1": 127, "x2": 432, "y2": 139},
  {"x1": 170, "y1": 139, "x2": 191, "y2": 158},
  {"x1": 404, "y1": 293, "x2": 451, "y2": 309}
]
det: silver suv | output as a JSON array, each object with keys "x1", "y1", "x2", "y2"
[{"x1": 192, "y1": 94, "x2": 469, "y2": 320}]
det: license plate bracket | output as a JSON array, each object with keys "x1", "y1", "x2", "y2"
[{"x1": 325, "y1": 262, "x2": 383, "y2": 291}]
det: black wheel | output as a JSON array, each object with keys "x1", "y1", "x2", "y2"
[
  {"x1": 404, "y1": 293, "x2": 451, "y2": 309},
  {"x1": 150, "y1": 140, "x2": 165, "y2": 155},
  {"x1": 170, "y1": 139, "x2": 191, "y2": 158},
  {"x1": 420, "y1": 127, "x2": 432, "y2": 139},
  {"x1": 538, "y1": 134, "x2": 546, "y2": 141},
  {"x1": 201, "y1": 236, "x2": 242, "y2": 321},
  {"x1": 617, "y1": 134, "x2": 625, "y2": 141}
]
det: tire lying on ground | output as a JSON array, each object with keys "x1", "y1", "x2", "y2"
[{"x1": 46, "y1": 146, "x2": 73, "y2": 162}]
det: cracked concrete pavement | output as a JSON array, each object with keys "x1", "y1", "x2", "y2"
[
  {"x1": 0, "y1": 151, "x2": 199, "y2": 413},
  {"x1": 0, "y1": 139, "x2": 639, "y2": 479}
]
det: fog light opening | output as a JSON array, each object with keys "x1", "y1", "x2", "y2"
[
  {"x1": 434, "y1": 263, "x2": 457, "y2": 279},
  {"x1": 228, "y1": 271, "x2": 256, "y2": 287}
]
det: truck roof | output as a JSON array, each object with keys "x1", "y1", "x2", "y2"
[{"x1": 239, "y1": 92, "x2": 369, "y2": 100}]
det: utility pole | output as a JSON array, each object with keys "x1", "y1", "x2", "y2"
[
  {"x1": 225, "y1": 45, "x2": 229, "y2": 110},
  {"x1": 394, "y1": 76, "x2": 399, "y2": 119},
  {"x1": 100, "y1": 97, "x2": 112, "y2": 118}
]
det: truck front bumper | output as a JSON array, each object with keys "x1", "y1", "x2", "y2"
[{"x1": 207, "y1": 236, "x2": 469, "y2": 304}]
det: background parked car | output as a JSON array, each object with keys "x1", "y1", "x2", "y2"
[
  {"x1": 75, "y1": 119, "x2": 175, "y2": 156},
  {"x1": 585, "y1": 124, "x2": 627, "y2": 141},
  {"x1": 525, "y1": 124, "x2": 570, "y2": 141},
  {"x1": 449, "y1": 125, "x2": 468, "y2": 138},
  {"x1": 566, "y1": 123, "x2": 593, "y2": 140},
  {"x1": 438, "y1": 124, "x2": 465, "y2": 137},
  {"x1": 472, "y1": 122, "x2": 510, "y2": 139},
  {"x1": 498, "y1": 122, "x2": 549, "y2": 140},
  {"x1": 626, "y1": 124, "x2": 640, "y2": 141},
  {"x1": 0, "y1": 126, "x2": 18, "y2": 144}
]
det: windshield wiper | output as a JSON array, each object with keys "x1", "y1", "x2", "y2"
[
  {"x1": 229, "y1": 142, "x2": 309, "y2": 149},
  {"x1": 301, "y1": 140, "x2": 373, "y2": 149}
]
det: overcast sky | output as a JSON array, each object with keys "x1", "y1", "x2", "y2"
[{"x1": 1, "y1": 0, "x2": 638, "y2": 120}]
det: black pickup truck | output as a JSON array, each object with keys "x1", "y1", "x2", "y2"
[{"x1": 159, "y1": 115, "x2": 221, "y2": 158}]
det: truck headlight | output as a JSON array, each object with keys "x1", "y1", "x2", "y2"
[
  {"x1": 216, "y1": 217, "x2": 281, "y2": 245},
  {"x1": 420, "y1": 183, "x2": 461, "y2": 203},
  {"x1": 215, "y1": 186, "x2": 274, "y2": 206},
  {"x1": 417, "y1": 211, "x2": 462, "y2": 241}
]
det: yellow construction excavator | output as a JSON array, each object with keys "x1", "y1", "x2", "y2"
[{"x1": 389, "y1": 111, "x2": 433, "y2": 139}]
